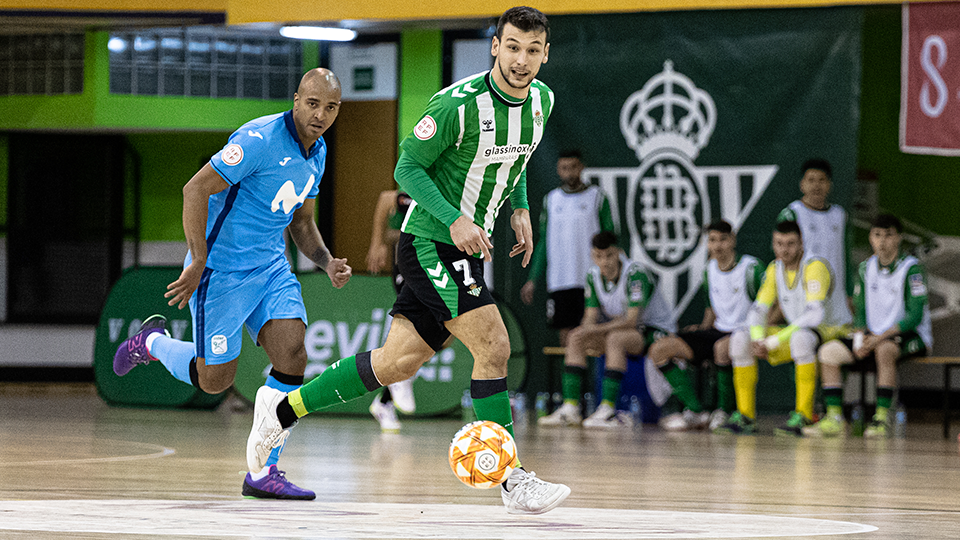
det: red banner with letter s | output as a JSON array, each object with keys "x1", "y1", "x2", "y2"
[{"x1": 900, "y1": 2, "x2": 960, "y2": 156}]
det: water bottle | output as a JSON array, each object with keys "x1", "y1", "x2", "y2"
[
  {"x1": 512, "y1": 392, "x2": 527, "y2": 426},
  {"x1": 584, "y1": 392, "x2": 596, "y2": 417},
  {"x1": 552, "y1": 392, "x2": 563, "y2": 411},
  {"x1": 535, "y1": 392, "x2": 548, "y2": 418},
  {"x1": 629, "y1": 395, "x2": 643, "y2": 427},
  {"x1": 894, "y1": 403, "x2": 907, "y2": 439},
  {"x1": 851, "y1": 403, "x2": 865, "y2": 437},
  {"x1": 461, "y1": 389, "x2": 476, "y2": 423}
]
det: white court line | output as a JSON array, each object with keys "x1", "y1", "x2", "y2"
[
  {"x1": 0, "y1": 500, "x2": 879, "y2": 539},
  {"x1": 0, "y1": 439, "x2": 174, "y2": 467}
]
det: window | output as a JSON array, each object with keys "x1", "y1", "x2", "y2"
[
  {"x1": 109, "y1": 28, "x2": 302, "y2": 100},
  {"x1": 0, "y1": 33, "x2": 84, "y2": 96}
]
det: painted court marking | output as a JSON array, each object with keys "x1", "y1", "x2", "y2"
[
  {"x1": 0, "y1": 500, "x2": 877, "y2": 538},
  {"x1": 0, "y1": 439, "x2": 174, "y2": 467}
]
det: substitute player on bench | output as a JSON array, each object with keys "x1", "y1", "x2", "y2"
[
  {"x1": 647, "y1": 220, "x2": 763, "y2": 432},
  {"x1": 804, "y1": 213, "x2": 931, "y2": 438}
]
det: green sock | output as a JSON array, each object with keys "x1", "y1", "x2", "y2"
[
  {"x1": 297, "y1": 355, "x2": 371, "y2": 414},
  {"x1": 601, "y1": 371, "x2": 623, "y2": 406},
  {"x1": 876, "y1": 386, "x2": 894, "y2": 420},
  {"x1": 473, "y1": 390, "x2": 515, "y2": 439},
  {"x1": 716, "y1": 366, "x2": 735, "y2": 413},
  {"x1": 661, "y1": 363, "x2": 702, "y2": 413},
  {"x1": 562, "y1": 366, "x2": 585, "y2": 403},
  {"x1": 823, "y1": 387, "x2": 843, "y2": 417}
]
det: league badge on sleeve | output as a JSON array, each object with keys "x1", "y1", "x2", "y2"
[
  {"x1": 909, "y1": 273, "x2": 927, "y2": 296},
  {"x1": 414, "y1": 115, "x2": 437, "y2": 140},
  {"x1": 222, "y1": 144, "x2": 244, "y2": 166}
]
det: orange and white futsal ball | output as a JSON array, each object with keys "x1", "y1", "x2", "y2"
[{"x1": 448, "y1": 420, "x2": 517, "y2": 489}]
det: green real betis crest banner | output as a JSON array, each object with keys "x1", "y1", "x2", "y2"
[{"x1": 526, "y1": 7, "x2": 862, "y2": 325}]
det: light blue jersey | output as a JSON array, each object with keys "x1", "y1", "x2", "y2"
[{"x1": 201, "y1": 110, "x2": 325, "y2": 271}]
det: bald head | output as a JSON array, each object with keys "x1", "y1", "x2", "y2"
[
  {"x1": 292, "y1": 68, "x2": 342, "y2": 149},
  {"x1": 298, "y1": 68, "x2": 341, "y2": 96}
]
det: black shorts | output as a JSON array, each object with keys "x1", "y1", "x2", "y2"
[
  {"x1": 390, "y1": 233, "x2": 495, "y2": 351},
  {"x1": 547, "y1": 288, "x2": 585, "y2": 330},
  {"x1": 836, "y1": 331, "x2": 928, "y2": 372},
  {"x1": 675, "y1": 328, "x2": 730, "y2": 363}
]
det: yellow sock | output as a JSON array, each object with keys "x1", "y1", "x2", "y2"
[
  {"x1": 733, "y1": 364, "x2": 758, "y2": 420},
  {"x1": 288, "y1": 388, "x2": 308, "y2": 418},
  {"x1": 795, "y1": 362, "x2": 817, "y2": 420}
]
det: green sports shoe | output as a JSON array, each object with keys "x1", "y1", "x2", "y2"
[
  {"x1": 801, "y1": 412, "x2": 846, "y2": 437},
  {"x1": 714, "y1": 411, "x2": 756, "y2": 434},
  {"x1": 776, "y1": 411, "x2": 813, "y2": 437},
  {"x1": 863, "y1": 416, "x2": 890, "y2": 439}
]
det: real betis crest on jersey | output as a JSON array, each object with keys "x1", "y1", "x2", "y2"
[{"x1": 399, "y1": 71, "x2": 555, "y2": 246}]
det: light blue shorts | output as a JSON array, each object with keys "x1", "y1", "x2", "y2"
[{"x1": 189, "y1": 255, "x2": 307, "y2": 365}]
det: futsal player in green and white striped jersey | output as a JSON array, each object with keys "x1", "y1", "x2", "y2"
[{"x1": 246, "y1": 6, "x2": 571, "y2": 515}]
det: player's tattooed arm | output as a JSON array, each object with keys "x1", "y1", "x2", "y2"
[{"x1": 309, "y1": 247, "x2": 332, "y2": 270}]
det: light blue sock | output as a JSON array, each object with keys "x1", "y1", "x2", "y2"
[
  {"x1": 264, "y1": 374, "x2": 302, "y2": 467},
  {"x1": 149, "y1": 334, "x2": 196, "y2": 386}
]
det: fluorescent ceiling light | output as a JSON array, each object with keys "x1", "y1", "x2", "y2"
[
  {"x1": 107, "y1": 37, "x2": 126, "y2": 53},
  {"x1": 280, "y1": 26, "x2": 357, "y2": 41}
]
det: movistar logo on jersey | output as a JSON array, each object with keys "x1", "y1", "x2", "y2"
[
  {"x1": 484, "y1": 142, "x2": 537, "y2": 163},
  {"x1": 271, "y1": 174, "x2": 315, "y2": 214},
  {"x1": 584, "y1": 60, "x2": 778, "y2": 320}
]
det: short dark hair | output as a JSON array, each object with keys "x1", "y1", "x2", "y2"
[
  {"x1": 871, "y1": 213, "x2": 903, "y2": 233},
  {"x1": 592, "y1": 231, "x2": 618, "y2": 250},
  {"x1": 558, "y1": 149, "x2": 583, "y2": 161},
  {"x1": 497, "y1": 6, "x2": 550, "y2": 43},
  {"x1": 705, "y1": 220, "x2": 733, "y2": 235},
  {"x1": 775, "y1": 220, "x2": 802, "y2": 237},
  {"x1": 802, "y1": 158, "x2": 832, "y2": 179}
]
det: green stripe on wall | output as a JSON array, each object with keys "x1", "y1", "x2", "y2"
[{"x1": 399, "y1": 29, "x2": 442, "y2": 143}]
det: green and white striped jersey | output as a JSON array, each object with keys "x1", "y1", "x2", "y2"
[{"x1": 399, "y1": 71, "x2": 554, "y2": 245}]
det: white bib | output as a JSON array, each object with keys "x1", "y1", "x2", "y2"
[
  {"x1": 707, "y1": 255, "x2": 759, "y2": 332},
  {"x1": 544, "y1": 185, "x2": 604, "y2": 292}
]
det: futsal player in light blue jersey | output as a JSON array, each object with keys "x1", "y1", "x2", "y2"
[{"x1": 113, "y1": 68, "x2": 352, "y2": 500}]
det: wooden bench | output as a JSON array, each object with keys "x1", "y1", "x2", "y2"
[
  {"x1": 848, "y1": 355, "x2": 960, "y2": 439},
  {"x1": 902, "y1": 356, "x2": 960, "y2": 438}
]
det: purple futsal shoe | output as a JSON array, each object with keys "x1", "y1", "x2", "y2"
[
  {"x1": 113, "y1": 314, "x2": 168, "y2": 376},
  {"x1": 242, "y1": 465, "x2": 316, "y2": 500}
]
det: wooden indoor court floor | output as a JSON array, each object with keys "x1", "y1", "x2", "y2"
[{"x1": 1, "y1": 382, "x2": 959, "y2": 540}]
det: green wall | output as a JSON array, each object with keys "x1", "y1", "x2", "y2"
[
  {"x1": 126, "y1": 132, "x2": 232, "y2": 241},
  {"x1": 858, "y1": 6, "x2": 960, "y2": 235},
  {"x1": 398, "y1": 29, "x2": 442, "y2": 142}
]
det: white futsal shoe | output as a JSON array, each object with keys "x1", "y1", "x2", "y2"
[
  {"x1": 246, "y1": 386, "x2": 291, "y2": 473},
  {"x1": 388, "y1": 377, "x2": 416, "y2": 414},
  {"x1": 660, "y1": 409, "x2": 711, "y2": 432},
  {"x1": 501, "y1": 468, "x2": 571, "y2": 515},
  {"x1": 537, "y1": 402, "x2": 582, "y2": 427},
  {"x1": 370, "y1": 399, "x2": 401, "y2": 433}
]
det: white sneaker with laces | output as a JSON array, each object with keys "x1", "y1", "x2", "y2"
[
  {"x1": 582, "y1": 402, "x2": 628, "y2": 429},
  {"x1": 537, "y1": 402, "x2": 581, "y2": 427},
  {"x1": 388, "y1": 378, "x2": 416, "y2": 414},
  {"x1": 370, "y1": 398, "x2": 401, "y2": 432},
  {"x1": 501, "y1": 469, "x2": 571, "y2": 515},
  {"x1": 708, "y1": 409, "x2": 730, "y2": 432},
  {"x1": 246, "y1": 386, "x2": 291, "y2": 473}
]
